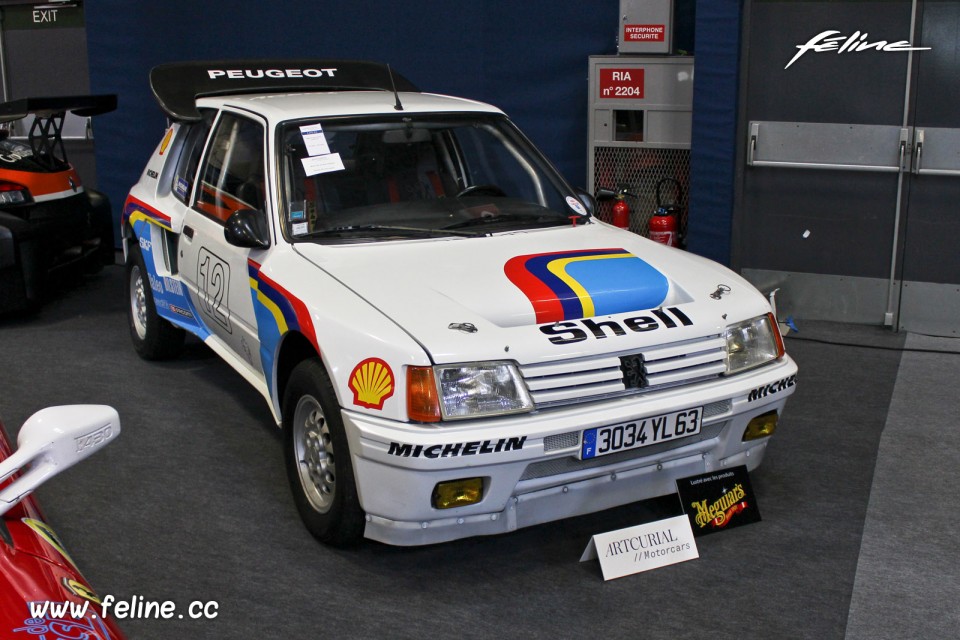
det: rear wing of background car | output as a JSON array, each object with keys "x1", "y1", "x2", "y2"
[
  {"x1": 0, "y1": 94, "x2": 117, "y2": 169},
  {"x1": 149, "y1": 59, "x2": 420, "y2": 122}
]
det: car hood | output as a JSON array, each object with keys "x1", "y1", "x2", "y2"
[{"x1": 293, "y1": 222, "x2": 771, "y2": 364}]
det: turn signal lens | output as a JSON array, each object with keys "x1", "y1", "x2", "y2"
[
  {"x1": 743, "y1": 410, "x2": 779, "y2": 441},
  {"x1": 769, "y1": 312, "x2": 786, "y2": 359},
  {"x1": 407, "y1": 366, "x2": 441, "y2": 422},
  {"x1": 432, "y1": 478, "x2": 484, "y2": 509}
]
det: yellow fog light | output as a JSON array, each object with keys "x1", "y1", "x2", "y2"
[
  {"x1": 432, "y1": 478, "x2": 484, "y2": 509},
  {"x1": 743, "y1": 410, "x2": 779, "y2": 441}
]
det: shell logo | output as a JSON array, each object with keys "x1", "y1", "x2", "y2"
[
  {"x1": 158, "y1": 127, "x2": 174, "y2": 155},
  {"x1": 349, "y1": 358, "x2": 395, "y2": 410}
]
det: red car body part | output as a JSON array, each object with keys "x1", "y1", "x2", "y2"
[{"x1": 0, "y1": 407, "x2": 125, "y2": 639}]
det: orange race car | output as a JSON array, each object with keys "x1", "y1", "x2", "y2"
[{"x1": 0, "y1": 95, "x2": 116, "y2": 313}]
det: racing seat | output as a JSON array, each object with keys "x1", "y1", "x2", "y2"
[{"x1": 382, "y1": 140, "x2": 451, "y2": 203}]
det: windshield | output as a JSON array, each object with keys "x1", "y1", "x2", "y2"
[{"x1": 278, "y1": 113, "x2": 587, "y2": 243}]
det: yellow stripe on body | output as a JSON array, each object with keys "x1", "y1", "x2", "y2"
[
  {"x1": 546, "y1": 253, "x2": 633, "y2": 319},
  {"x1": 250, "y1": 277, "x2": 289, "y2": 334},
  {"x1": 127, "y1": 209, "x2": 173, "y2": 232}
]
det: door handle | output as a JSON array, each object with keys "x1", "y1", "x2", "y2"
[
  {"x1": 183, "y1": 225, "x2": 194, "y2": 239},
  {"x1": 913, "y1": 129, "x2": 924, "y2": 174}
]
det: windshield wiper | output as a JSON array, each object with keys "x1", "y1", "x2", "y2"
[
  {"x1": 301, "y1": 224, "x2": 480, "y2": 238},
  {"x1": 443, "y1": 214, "x2": 570, "y2": 231}
]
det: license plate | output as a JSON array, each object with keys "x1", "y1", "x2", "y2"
[{"x1": 580, "y1": 406, "x2": 703, "y2": 460}]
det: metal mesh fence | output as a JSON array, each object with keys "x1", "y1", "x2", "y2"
[{"x1": 591, "y1": 146, "x2": 691, "y2": 243}]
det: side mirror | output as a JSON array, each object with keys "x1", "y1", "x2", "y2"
[
  {"x1": 0, "y1": 405, "x2": 120, "y2": 517},
  {"x1": 574, "y1": 188, "x2": 598, "y2": 217},
  {"x1": 224, "y1": 209, "x2": 270, "y2": 249}
]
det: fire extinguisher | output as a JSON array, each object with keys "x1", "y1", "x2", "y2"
[
  {"x1": 649, "y1": 178, "x2": 681, "y2": 247},
  {"x1": 612, "y1": 188, "x2": 631, "y2": 229}
]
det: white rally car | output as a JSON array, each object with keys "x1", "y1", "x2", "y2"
[{"x1": 123, "y1": 60, "x2": 797, "y2": 546}]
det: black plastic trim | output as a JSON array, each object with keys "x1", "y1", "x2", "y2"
[{"x1": 150, "y1": 59, "x2": 419, "y2": 122}]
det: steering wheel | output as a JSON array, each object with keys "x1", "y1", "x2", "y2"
[{"x1": 457, "y1": 184, "x2": 507, "y2": 198}]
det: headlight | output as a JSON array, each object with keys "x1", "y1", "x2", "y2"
[
  {"x1": 407, "y1": 362, "x2": 533, "y2": 422},
  {"x1": 724, "y1": 313, "x2": 784, "y2": 375}
]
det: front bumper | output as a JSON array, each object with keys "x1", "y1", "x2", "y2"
[{"x1": 343, "y1": 355, "x2": 797, "y2": 546}]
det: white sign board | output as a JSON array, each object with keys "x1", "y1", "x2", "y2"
[
  {"x1": 580, "y1": 515, "x2": 699, "y2": 581},
  {"x1": 301, "y1": 152, "x2": 345, "y2": 176},
  {"x1": 299, "y1": 124, "x2": 331, "y2": 156}
]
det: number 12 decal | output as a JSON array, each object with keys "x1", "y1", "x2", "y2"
[{"x1": 197, "y1": 247, "x2": 232, "y2": 333}]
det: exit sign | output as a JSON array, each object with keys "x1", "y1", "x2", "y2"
[{"x1": 3, "y1": 4, "x2": 86, "y2": 30}]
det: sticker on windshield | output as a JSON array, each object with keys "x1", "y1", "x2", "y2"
[
  {"x1": 291, "y1": 222, "x2": 309, "y2": 235},
  {"x1": 302, "y1": 152, "x2": 345, "y2": 177},
  {"x1": 566, "y1": 196, "x2": 587, "y2": 216},
  {"x1": 175, "y1": 177, "x2": 190, "y2": 199},
  {"x1": 299, "y1": 124, "x2": 331, "y2": 156}
]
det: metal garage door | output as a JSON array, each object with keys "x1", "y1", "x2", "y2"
[
  {"x1": 737, "y1": 0, "x2": 960, "y2": 336},
  {"x1": 897, "y1": 1, "x2": 960, "y2": 335}
]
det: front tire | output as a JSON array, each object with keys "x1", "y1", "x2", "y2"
[
  {"x1": 283, "y1": 358, "x2": 365, "y2": 547},
  {"x1": 127, "y1": 244, "x2": 185, "y2": 360}
]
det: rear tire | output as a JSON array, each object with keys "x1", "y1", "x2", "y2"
[
  {"x1": 283, "y1": 358, "x2": 365, "y2": 547},
  {"x1": 127, "y1": 243, "x2": 184, "y2": 360}
]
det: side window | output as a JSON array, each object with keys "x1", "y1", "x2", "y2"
[
  {"x1": 172, "y1": 109, "x2": 215, "y2": 204},
  {"x1": 193, "y1": 112, "x2": 266, "y2": 224}
]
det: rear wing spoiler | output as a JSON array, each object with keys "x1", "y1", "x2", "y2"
[
  {"x1": 0, "y1": 94, "x2": 117, "y2": 124},
  {"x1": 150, "y1": 59, "x2": 419, "y2": 122},
  {"x1": 0, "y1": 94, "x2": 117, "y2": 169}
]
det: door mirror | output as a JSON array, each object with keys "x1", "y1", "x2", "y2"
[
  {"x1": 0, "y1": 405, "x2": 121, "y2": 516},
  {"x1": 224, "y1": 209, "x2": 270, "y2": 249},
  {"x1": 574, "y1": 188, "x2": 598, "y2": 217}
]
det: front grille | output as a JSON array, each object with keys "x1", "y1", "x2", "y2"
[
  {"x1": 519, "y1": 333, "x2": 727, "y2": 409},
  {"x1": 543, "y1": 430, "x2": 581, "y2": 452}
]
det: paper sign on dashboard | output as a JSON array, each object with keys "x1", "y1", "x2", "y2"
[
  {"x1": 301, "y1": 153, "x2": 344, "y2": 176},
  {"x1": 299, "y1": 124, "x2": 330, "y2": 156}
]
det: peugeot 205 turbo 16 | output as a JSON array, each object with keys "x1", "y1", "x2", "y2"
[{"x1": 122, "y1": 60, "x2": 797, "y2": 546}]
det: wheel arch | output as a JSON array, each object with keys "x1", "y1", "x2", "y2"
[
  {"x1": 274, "y1": 330, "x2": 324, "y2": 423},
  {"x1": 120, "y1": 211, "x2": 137, "y2": 264}
]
